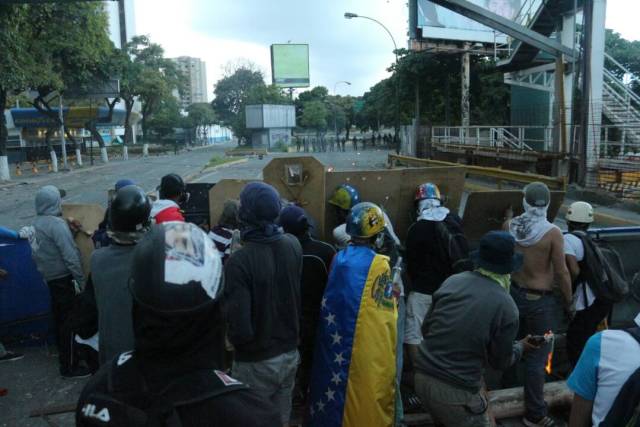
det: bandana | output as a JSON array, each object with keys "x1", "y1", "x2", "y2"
[
  {"x1": 476, "y1": 268, "x2": 511, "y2": 291},
  {"x1": 417, "y1": 199, "x2": 450, "y2": 222},
  {"x1": 509, "y1": 199, "x2": 558, "y2": 247},
  {"x1": 107, "y1": 228, "x2": 148, "y2": 245}
]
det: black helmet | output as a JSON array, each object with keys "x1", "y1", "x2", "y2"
[
  {"x1": 159, "y1": 173, "x2": 186, "y2": 199},
  {"x1": 109, "y1": 185, "x2": 151, "y2": 232},
  {"x1": 129, "y1": 222, "x2": 223, "y2": 314}
]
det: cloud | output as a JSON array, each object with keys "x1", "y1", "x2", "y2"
[
  {"x1": 134, "y1": 0, "x2": 406, "y2": 100},
  {"x1": 134, "y1": 0, "x2": 639, "y2": 103}
]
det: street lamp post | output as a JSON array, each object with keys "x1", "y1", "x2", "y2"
[
  {"x1": 344, "y1": 12, "x2": 401, "y2": 153},
  {"x1": 333, "y1": 81, "x2": 351, "y2": 143}
]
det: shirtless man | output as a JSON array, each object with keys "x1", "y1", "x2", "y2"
[{"x1": 503, "y1": 182, "x2": 572, "y2": 427}]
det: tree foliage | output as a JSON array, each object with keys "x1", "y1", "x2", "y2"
[
  {"x1": 0, "y1": 3, "x2": 112, "y2": 156},
  {"x1": 605, "y1": 29, "x2": 640, "y2": 93},
  {"x1": 186, "y1": 102, "x2": 217, "y2": 143},
  {"x1": 212, "y1": 65, "x2": 291, "y2": 145},
  {"x1": 299, "y1": 100, "x2": 328, "y2": 132},
  {"x1": 356, "y1": 49, "x2": 510, "y2": 131},
  {"x1": 146, "y1": 95, "x2": 181, "y2": 140}
]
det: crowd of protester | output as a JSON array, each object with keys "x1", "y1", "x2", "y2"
[{"x1": 1, "y1": 175, "x2": 638, "y2": 427}]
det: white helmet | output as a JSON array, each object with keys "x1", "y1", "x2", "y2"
[{"x1": 566, "y1": 201, "x2": 594, "y2": 224}]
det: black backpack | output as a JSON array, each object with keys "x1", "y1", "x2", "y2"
[
  {"x1": 77, "y1": 352, "x2": 248, "y2": 426},
  {"x1": 571, "y1": 231, "x2": 629, "y2": 303},
  {"x1": 435, "y1": 216, "x2": 473, "y2": 275},
  {"x1": 600, "y1": 328, "x2": 640, "y2": 427}
]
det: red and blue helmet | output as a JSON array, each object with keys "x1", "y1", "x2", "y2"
[
  {"x1": 414, "y1": 182, "x2": 442, "y2": 202},
  {"x1": 328, "y1": 184, "x2": 361, "y2": 211},
  {"x1": 346, "y1": 202, "x2": 386, "y2": 239}
]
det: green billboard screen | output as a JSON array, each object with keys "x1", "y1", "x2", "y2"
[{"x1": 271, "y1": 44, "x2": 310, "y2": 88}]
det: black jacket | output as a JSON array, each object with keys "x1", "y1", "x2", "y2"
[
  {"x1": 405, "y1": 213, "x2": 470, "y2": 295},
  {"x1": 297, "y1": 235, "x2": 336, "y2": 386},
  {"x1": 224, "y1": 234, "x2": 302, "y2": 362},
  {"x1": 76, "y1": 355, "x2": 280, "y2": 427}
]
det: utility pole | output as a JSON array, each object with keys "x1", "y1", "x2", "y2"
[
  {"x1": 58, "y1": 95, "x2": 68, "y2": 170},
  {"x1": 461, "y1": 43, "x2": 471, "y2": 129},
  {"x1": 344, "y1": 12, "x2": 400, "y2": 153}
]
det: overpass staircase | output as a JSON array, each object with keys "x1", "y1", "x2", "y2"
[
  {"x1": 498, "y1": 0, "x2": 583, "y2": 71},
  {"x1": 602, "y1": 54, "x2": 640, "y2": 147}
]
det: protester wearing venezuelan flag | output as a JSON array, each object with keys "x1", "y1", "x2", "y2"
[{"x1": 307, "y1": 202, "x2": 398, "y2": 427}]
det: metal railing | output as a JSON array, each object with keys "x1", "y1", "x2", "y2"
[
  {"x1": 431, "y1": 126, "x2": 548, "y2": 151},
  {"x1": 388, "y1": 153, "x2": 567, "y2": 190},
  {"x1": 512, "y1": 0, "x2": 545, "y2": 28}
]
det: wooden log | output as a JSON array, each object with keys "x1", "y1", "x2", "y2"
[
  {"x1": 403, "y1": 381, "x2": 572, "y2": 426},
  {"x1": 29, "y1": 382, "x2": 573, "y2": 423},
  {"x1": 489, "y1": 381, "x2": 572, "y2": 419}
]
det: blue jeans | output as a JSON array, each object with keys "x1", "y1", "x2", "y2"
[{"x1": 510, "y1": 285, "x2": 558, "y2": 421}]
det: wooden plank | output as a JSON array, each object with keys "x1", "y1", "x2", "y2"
[
  {"x1": 263, "y1": 156, "x2": 327, "y2": 238},
  {"x1": 325, "y1": 166, "x2": 466, "y2": 243},
  {"x1": 462, "y1": 190, "x2": 565, "y2": 244},
  {"x1": 208, "y1": 179, "x2": 256, "y2": 228},
  {"x1": 61, "y1": 203, "x2": 105, "y2": 279}
]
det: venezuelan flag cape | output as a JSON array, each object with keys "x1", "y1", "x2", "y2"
[{"x1": 308, "y1": 245, "x2": 397, "y2": 427}]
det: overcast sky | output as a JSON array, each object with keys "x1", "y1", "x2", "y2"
[{"x1": 134, "y1": 0, "x2": 639, "y2": 101}]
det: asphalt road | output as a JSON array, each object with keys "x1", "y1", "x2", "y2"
[{"x1": 0, "y1": 143, "x2": 392, "y2": 232}]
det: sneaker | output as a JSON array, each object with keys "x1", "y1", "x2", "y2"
[
  {"x1": 0, "y1": 352, "x2": 24, "y2": 362},
  {"x1": 523, "y1": 415, "x2": 557, "y2": 427},
  {"x1": 61, "y1": 366, "x2": 92, "y2": 379}
]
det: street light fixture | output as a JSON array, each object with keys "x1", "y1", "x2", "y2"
[
  {"x1": 344, "y1": 11, "x2": 401, "y2": 153},
  {"x1": 333, "y1": 81, "x2": 352, "y2": 142}
]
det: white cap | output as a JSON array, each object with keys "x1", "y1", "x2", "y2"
[{"x1": 566, "y1": 201, "x2": 594, "y2": 224}]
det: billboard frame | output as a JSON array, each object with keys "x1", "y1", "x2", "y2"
[{"x1": 270, "y1": 43, "x2": 310, "y2": 89}]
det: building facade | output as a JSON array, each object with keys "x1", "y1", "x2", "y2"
[{"x1": 171, "y1": 57, "x2": 208, "y2": 109}]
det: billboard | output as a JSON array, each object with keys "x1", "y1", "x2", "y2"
[
  {"x1": 271, "y1": 44, "x2": 310, "y2": 88},
  {"x1": 416, "y1": 0, "x2": 522, "y2": 44}
]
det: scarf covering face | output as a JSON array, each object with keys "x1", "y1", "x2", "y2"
[
  {"x1": 417, "y1": 198, "x2": 450, "y2": 222},
  {"x1": 476, "y1": 267, "x2": 511, "y2": 291},
  {"x1": 509, "y1": 199, "x2": 558, "y2": 247},
  {"x1": 107, "y1": 228, "x2": 148, "y2": 245}
]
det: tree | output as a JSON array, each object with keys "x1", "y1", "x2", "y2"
[
  {"x1": 186, "y1": 102, "x2": 217, "y2": 144},
  {"x1": 212, "y1": 66, "x2": 265, "y2": 145},
  {"x1": 0, "y1": 5, "x2": 38, "y2": 179},
  {"x1": 299, "y1": 100, "x2": 328, "y2": 135},
  {"x1": 27, "y1": 3, "x2": 113, "y2": 164},
  {"x1": 0, "y1": 3, "x2": 112, "y2": 178},
  {"x1": 146, "y1": 95, "x2": 181, "y2": 140},
  {"x1": 605, "y1": 29, "x2": 640, "y2": 94},
  {"x1": 105, "y1": 35, "x2": 183, "y2": 158}
]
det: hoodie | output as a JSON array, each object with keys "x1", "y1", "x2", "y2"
[
  {"x1": 32, "y1": 186, "x2": 84, "y2": 285},
  {"x1": 150, "y1": 199, "x2": 184, "y2": 224}
]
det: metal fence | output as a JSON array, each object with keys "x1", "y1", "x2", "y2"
[{"x1": 418, "y1": 123, "x2": 640, "y2": 202}]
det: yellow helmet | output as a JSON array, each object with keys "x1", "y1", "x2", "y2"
[
  {"x1": 346, "y1": 202, "x2": 386, "y2": 238},
  {"x1": 328, "y1": 184, "x2": 360, "y2": 211}
]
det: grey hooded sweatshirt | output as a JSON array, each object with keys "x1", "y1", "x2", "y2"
[{"x1": 32, "y1": 186, "x2": 84, "y2": 285}]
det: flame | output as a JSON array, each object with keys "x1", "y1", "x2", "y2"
[
  {"x1": 544, "y1": 331, "x2": 555, "y2": 375},
  {"x1": 545, "y1": 351, "x2": 553, "y2": 375}
]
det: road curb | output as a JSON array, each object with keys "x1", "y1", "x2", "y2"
[{"x1": 192, "y1": 158, "x2": 249, "y2": 180}]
